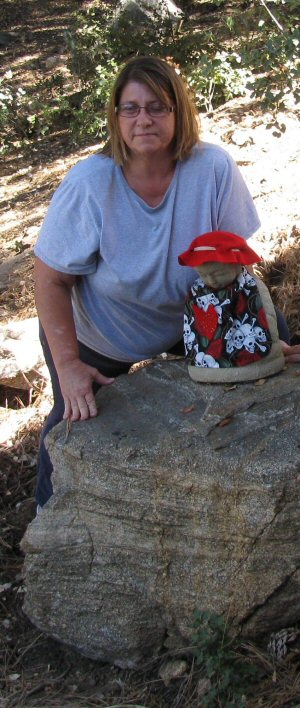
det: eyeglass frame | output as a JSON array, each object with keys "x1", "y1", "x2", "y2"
[{"x1": 115, "y1": 102, "x2": 176, "y2": 118}]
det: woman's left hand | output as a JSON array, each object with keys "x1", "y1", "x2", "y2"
[{"x1": 280, "y1": 341, "x2": 300, "y2": 362}]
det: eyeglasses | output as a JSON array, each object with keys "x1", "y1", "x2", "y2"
[{"x1": 115, "y1": 102, "x2": 176, "y2": 118}]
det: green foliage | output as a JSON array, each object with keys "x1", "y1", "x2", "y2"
[
  {"x1": 1, "y1": 0, "x2": 299, "y2": 150},
  {"x1": 0, "y1": 70, "x2": 70, "y2": 153},
  {"x1": 187, "y1": 52, "x2": 252, "y2": 113},
  {"x1": 192, "y1": 610, "x2": 261, "y2": 707},
  {"x1": 244, "y1": 27, "x2": 300, "y2": 111},
  {"x1": 0, "y1": 72, "x2": 27, "y2": 151},
  {"x1": 63, "y1": 1, "x2": 253, "y2": 140},
  {"x1": 63, "y1": 0, "x2": 299, "y2": 142},
  {"x1": 8, "y1": 239, "x2": 30, "y2": 255}
]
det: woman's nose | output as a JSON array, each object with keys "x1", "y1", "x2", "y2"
[{"x1": 136, "y1": 107, "x2": 153, "y2": 123}]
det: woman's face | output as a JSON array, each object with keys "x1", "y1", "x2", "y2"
[{"x1": 117, "y1": 81, "x2": 176, "y2": 159}]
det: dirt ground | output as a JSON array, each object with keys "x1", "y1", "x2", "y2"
[{"x1": 0, "y1": 1, "x2": 300, "y2": 706}]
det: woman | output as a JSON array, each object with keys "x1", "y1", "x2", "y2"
[{"x1": 35, "y1": 55, "x2": 268, "y2": 507}]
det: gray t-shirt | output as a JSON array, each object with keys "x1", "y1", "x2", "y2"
[{"x1": 35, "y1": 142, "x2": 260, "y2": 362}]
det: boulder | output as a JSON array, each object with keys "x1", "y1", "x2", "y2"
[
  {"x1": 21, "y1": 360, "x2": 300, "y2": 667},
  {"x1": 116, "y1": 0, "x2": 183, "y2": 26}
]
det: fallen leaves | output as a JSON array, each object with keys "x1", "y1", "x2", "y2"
[
  {"x1": 217, "y1": 417, "x2": 232, "y2": 427},
  {"x1": 254, "y1": 378, "x2": 267, "y2": 386},
  {"x1": 180, "y1": 405, "x2": 195, "y2": 414}
]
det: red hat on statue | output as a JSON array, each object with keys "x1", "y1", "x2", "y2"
[{"x1": 178, "y1": 231, "x2": 261, "y2": 267}]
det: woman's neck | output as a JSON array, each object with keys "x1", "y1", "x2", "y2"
[{"x1": 122, "y1": 155, "x2": 177, "y2": 207}]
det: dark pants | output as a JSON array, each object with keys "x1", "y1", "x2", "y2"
[
  {"x1": 276, "y1": 309, "x2": 290, "y2": 344},
  {"x1": 36, "y1": 312, "x2": 289, "y2": 507}
]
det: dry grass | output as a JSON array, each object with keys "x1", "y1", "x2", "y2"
[{"x1": 255, "y1": 225, "x2": 300, "y2": 343}]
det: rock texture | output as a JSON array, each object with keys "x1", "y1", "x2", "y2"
[{"x1": 22, "y1": 360, "x2": 300, "y2": 667}]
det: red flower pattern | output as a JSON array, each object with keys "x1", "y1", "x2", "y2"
[
  {"x1": 257, "y1": 307, "x2": 269, "y2": 330},
  {"x1": 206, "y1": 337, "x2": 223, "y2": 359},
  {"x1": 192, "y1": 303, "x2": 218, "y2": 340},
  {"x1": 236, "y1": 350, "x2": 262, "y2": 366}
]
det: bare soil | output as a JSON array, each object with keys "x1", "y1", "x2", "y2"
[{"x1": 0, "y1": 1, "x2": 299, "y2": 706}]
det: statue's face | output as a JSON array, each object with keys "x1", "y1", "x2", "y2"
[{"x1": 195, "y1": 262, "x2": 242, "y2": 289}]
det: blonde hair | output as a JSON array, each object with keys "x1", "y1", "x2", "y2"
[{"x1": 104, "y1": 56, "x2": 200, "y2": 164}]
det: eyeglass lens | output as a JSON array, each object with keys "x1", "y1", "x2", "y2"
[{"x1": 117, "y1": 102, "x2": 174, "y2": 117}]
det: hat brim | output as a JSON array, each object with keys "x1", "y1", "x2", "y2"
[
  {"x1": 178, "y1": 231, "x2": 261, "y2": 267},
  {"x1": 178, "y1": 249, "x2": 260, "y2": 267}
]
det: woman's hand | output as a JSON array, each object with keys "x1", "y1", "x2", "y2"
[
  {"x1": 58, "y1": 358, "x2": 115, "y2": 422},
  {"x1": 280, "y1": 341, "x2": 300, "y2": 363},
  {"x1": 34, "y1": 258, "x2": 114, "y2": 421}
]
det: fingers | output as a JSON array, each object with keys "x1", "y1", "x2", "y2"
[
  {"x1": 280, "y1": 341, "x2": 300, "y2": 363},
  {"x1": 63, "y1": 397, "x2": 72, "y2": 421},
  {"x1": 63, "y1": 393, "x2": 98, "y2": 422},
  {"x1": 94, "y1": 371, "x2": 115, "y2": 386},
  {"x1": 280, "y1": 340, "x2": 289, "y2": 352},
  {"x1": 285, "y1": 352, "x2": 300, "y2": 363},
  {"x1": 84, "y1": 392, "x2": 98, "y2": 418},
  {"x1": 59, "y1": 360, "x2": 116, "y2": 422}
]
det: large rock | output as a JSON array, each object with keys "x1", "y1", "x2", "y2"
[
  {"x1": 21, "y1": 360, "x2": 300, "y2": 667},
  {"x1": 116, "y1": 0, "x2": 183, "y2": 26}
]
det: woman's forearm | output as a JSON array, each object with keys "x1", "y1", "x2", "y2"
[
  {"x1": 34, "y1": 257, "x2": 115, "y2": 421},
  {"x1": 34, "y1": 257, "x2": 79, "y2": 373}
]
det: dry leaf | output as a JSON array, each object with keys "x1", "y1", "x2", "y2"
[
  {"x1": 224, "y1": 385, "x2": 237, "y2": 391},
  {"x1": 254, "y1": 378, "x2": 267, "y2": 386},
  {"x1": 181, "y1": 405, "x2": 195, "y2": 414},
  {"x1": 218, "y1": 417, "x2": 232, "y2": 427}
]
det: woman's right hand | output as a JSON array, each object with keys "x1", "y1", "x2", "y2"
[
  {"x1": 58, "y1": 358, "x2": 115, "y2": 422},
  {"x1": 34, "y1": 258, "x2": 115, "y2": 421}
]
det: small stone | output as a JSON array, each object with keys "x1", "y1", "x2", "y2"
[
  {"x1": 197, "y1": 677, "x2": 212, "y2": 698},
  {"x1": 158, "y1": 659, "x2": 188, "y2": 686},
  {"x1": 0, "y1": 583, "x2": 12, "y2": 593}
]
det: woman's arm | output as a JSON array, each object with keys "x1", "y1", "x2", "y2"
[{"x1": 34, "y1": 257, "x2": 114, "y2": 421}]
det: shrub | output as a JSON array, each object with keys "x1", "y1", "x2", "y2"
[
  {"x1": 2, "y1": 0, "x2": 299, "y2": 149},
  {"x1": 0, "y1": 70, "x2": 71, "y2": 153},
  {"x1": 192, "y1": 609, "x2": 262, "y2": 707},
  {"x1": 63, "y1": 0, "x2": 299, "y2": 142}
]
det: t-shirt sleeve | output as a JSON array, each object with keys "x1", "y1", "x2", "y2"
[
  {"x1": 215, "y1": 151, "x2": 260, "y2": 238},
  {"x1": 34, "y1": 174, "x2": 102, "y2": 274}
]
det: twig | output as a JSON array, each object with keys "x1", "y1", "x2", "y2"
[
  {"x1": 19, "y1": 369, "x2": 44, "y2": 394},
  {"x1": 259, "y1": 0, "x2": 284, "y2": 31},
  {"x1": 64, "y1": 418, "x2": 72, "y2": 443},
  {"x1": 10, "y1": 633, "x2": 45, "y2": 669}
]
